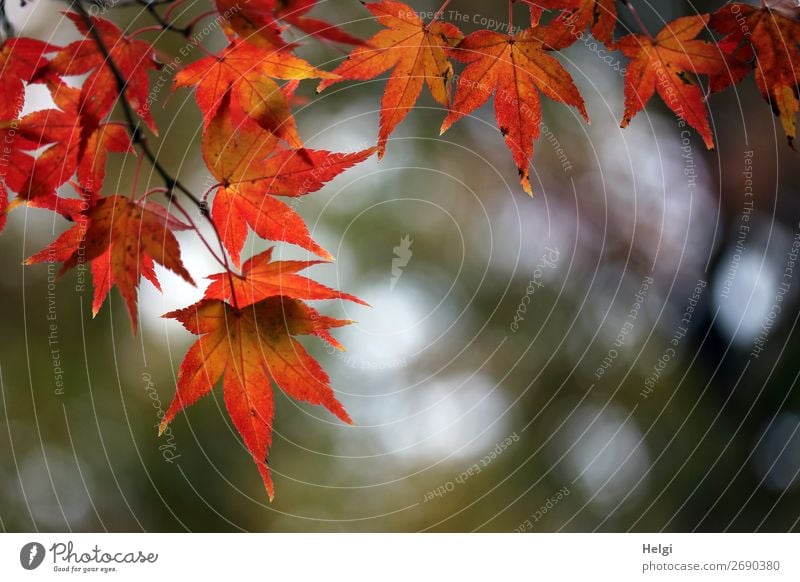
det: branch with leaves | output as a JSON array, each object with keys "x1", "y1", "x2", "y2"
[{"x1": 0, "y1": 0, "x2": 798, "y2": 500}]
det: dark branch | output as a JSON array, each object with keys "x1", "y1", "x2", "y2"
[
  {"x1": 1, "y1": 0, "x2": 16, "y2": 40},
  {"x1": 69, "y1": 0, "x2": 205, "y2": 212},
  {"x1": 137, "y1": 0, "x2": 192, "y2": 37}
]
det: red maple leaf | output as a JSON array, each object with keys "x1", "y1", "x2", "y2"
[
  {"x1": 204, "y1": 246, "x2": 369, "y2": 309},
  {"x1": 203, "y1": 97, "x2": 375, "y2": 265},
  {"x1": 13, "y1": 82, "x2": 131, "y2": 209},
  {"x1": 539, "y1": 0, "x2": 617, "y2": 48},
  {"x1": 0, "y1": 182, "x2": 7, "y2": 234},
  {"x1": 215, "y1": 0, "x2": 291, "y2": 50},
  {"x1": 0, "y1": 37, "x2": 57, "y2": 119},
  {"x1": 26, "y1": 193, "x2": 194, "y2": 332},
  {"x1": 317, "y1": 1, "x2": 463, "y2": 157},
  {"x1": 617, "y1": 15, "x2": 726, "y2": 150},
  {"x1": 175, "y1": 38, "x2": 336, "y2": 148},
  {"x1": 711, "y1": 3, "x2": 800, "y2": 146},
  {"x1": 49, "y1": 12, "x2": 160, "y2": 133},
  {"x1": 441, "y1": 27, "x2": 589, "y2": 195},
  {"x1": 160, "y1": 295, "x2": 356, "y2": 499}
]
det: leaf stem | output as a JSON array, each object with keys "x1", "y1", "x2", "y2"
[
  {"x1": 137, "y1": 0, "x2": 192, "y2": 37},
  {"x1": 430, "y1": 0, "x2": 453, "y2": 24},
  {"x1": 621, "y1": 0, "x2": 653, "y2": 40},
  {"x1": 170, "y1": 197, "x2": 234, "y2": 279},
  {"x1": 69, "y1": 0, "x2": 242, "y2": 309},
  {"x1": 71, "y1": 1, "x2": 204, "y2": 207},
  {"x1": 163, "y1": 0, "x2": 188, "y2": 23},
  {"x1": 130, "y1": 149, "x2": 146, "y2": 200}
]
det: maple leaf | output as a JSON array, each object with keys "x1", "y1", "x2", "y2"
[
  {"x1": 617, "y1": 15, "x2": 725, "y2": 150},
  {"x1": 160, "y1": 295, "x2": 354, "y2": 499},
  {"x1": 12, "y1": 82, "x2": 131, "y2": 208},
  {"x1": 26, "y1": 194, "x2": 194, "y2": 332},
  {"x1": 711, "y1": 3, "x2": 800, "y2": 146},
  {"x1": 317, "y1": 1, "x2": 463, "y2": 157},
  {"x1": 203, "y1": 98, "x2": 376, "y2": 265},
  {"x1": 174, "y1": 39, "x2": 335, "y2": 148},
  {"x1": 215, "y1": 0, "x2": 291, "y2": 50},
  {"x1": 0, "y1": 120, "x2": 37, "y2": 196},
  {"x1": 49, "y1": 12, "x2": 160, "y2": 133},
  {"x1": 0, "y1": 182, "x2": 7, "y2": 234},
  {"x1": 440, "y1": 28, "x2": 589, "y2": 195},
  {"x1": 205, "y1": 247, "x2": 369, "y2": 309},
  {"x1": 0, "y1": 38, "x2": 57, "y2": 119},
  {"x1": 540, "y1": 0, "x2": 618, "y2": 48},
  {"x1": 276, "y1": 0, "x2": 367, "y2": 46}
]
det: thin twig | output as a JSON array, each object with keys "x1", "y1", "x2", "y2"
[
  {"x1": 429, "y1": 0, "x2": 453, "y2": 24},
  {"x1": 70, "y1": 0, "x2": 242, "y2": 307},
  {"x1": 137, "y1": 0, "x2": 191, "y2": 37},
  {"x1": 621, "y1": 0, "x2": 653, "y2": 40},
  {"x1": 71, "y1": 0, "x2": 205, "y2": 211}
]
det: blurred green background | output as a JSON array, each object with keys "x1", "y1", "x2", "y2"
[{"x1": 2, "y1": 0, "x2": 800, "y2": 532}]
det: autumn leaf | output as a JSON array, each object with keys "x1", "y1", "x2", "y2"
[
  {"x1": 276, "y1": 0, "x2": 367, "y2": 45},
  {"x1": 205, "y1": 247, "x2": 369, "y2": 309},
  {"x1": 0, "y1": 38, "x2": 57, "y2": 119},
  {"x1": 440, "y1": 27, "x2": 589, "y2": 195},
  {"x1": 524, "y1": 0, "x2": 578, "y2": 23},
  {"x1": 26, "y1": 194, "x2": 193, "y2": 332},
  {"x1": 0, "y1": 120, "x2": 37, "y2": 197},
  {"x1": 540, "y1": 0, "x2": 617, "y2": 48},
  {"x1": 175, "y1": 38, "x2": 336, "y2": 148},
  {"x1": 13, "y1": 82, "x2": 132, "y2": 207},
  {"x1": 0, "y1": 182, "x2": 7, "y2": 234},
  {"x1": 711, "y1": 3, "x2": 800, "y2": 146},
  {"x1": 215, "y1": 0, "x2": 291, "y2": 50},
  {"x1": 49, "y1": 12, "x2": 160, "y2": 133},
  {"x1": 160, "y1": 296, "x2": 354, "y2": 499},
  {"x1": 317, "y1": 0, "x2": 463, "y2": 157},
  {"x1": 203, "y1": 98, "x2": 376, "y2": 265},
  {"x1": 617, "y1": 15, "x2": 725, "y2": 150}
]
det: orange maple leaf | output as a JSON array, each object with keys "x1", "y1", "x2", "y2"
[
  {"x1": 204, "y1": 247, "x2": 369, "y2": 309},
  {"x1": 440, "y1": 27, "x2": 589, "y2": 195},
  {"x1": 617, "y1": 15, "x2": 725, "y2": 150},
  {"x1": 26, "y1": 194, "x2": 194, "y2": 332},
  {"x1": 175, "y1": 38, "x2": 335, "y2": 148},
  {"x1": 160, "y1": 296, "x2": 355, "y2": 499},
  {"x1": 317, "y1": 0, "x2": 463, "y2": 157},
  {"x1": 711, "y1": 3, "x2": 800, "y2": 147},
  {"x1": 276, "y1": 0, "x2": 367, "y2": 46},
  {"x1": 215, "y1": 0, "x2": 290, "y2": 50},
  {"x1": 533, "y1": 0, "x2": 617, "y2": 48},
  {"x1": 203, "y1": 98, "x2": 375, "y2": 265}
]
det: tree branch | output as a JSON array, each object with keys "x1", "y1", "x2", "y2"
[{"x1": 69, "y1": 0, "x2": 206, "y2": 212}]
